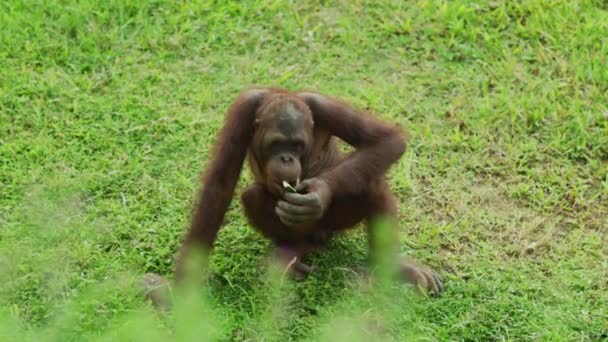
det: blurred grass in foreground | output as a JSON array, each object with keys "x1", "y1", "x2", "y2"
[{"x1": 0, "y1": 188, "x2": 425, "y2": 341}]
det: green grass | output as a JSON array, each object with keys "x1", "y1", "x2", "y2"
[{"x1": 1, "y1": 0, "x2": 607, "y2": 340}]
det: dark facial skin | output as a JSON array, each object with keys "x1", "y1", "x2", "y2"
[
  {"x1": 254, "y1": 103, "x2": 313, "y2": 195},
  {"x1": 252, "y1": 101, "x2": 331, "y2": 228}
]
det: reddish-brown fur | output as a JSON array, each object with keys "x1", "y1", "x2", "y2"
[{"x1": 173, "y1": 87, "x2": 441, "y2": 295}]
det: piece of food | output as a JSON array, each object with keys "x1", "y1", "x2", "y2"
[{"x1": 282, "y1": 180, "x2": 297, "y2": 193}]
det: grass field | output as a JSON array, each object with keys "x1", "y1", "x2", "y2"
[{"x1": 1, "y1": 0, "x2": 607, "y2": 340}]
